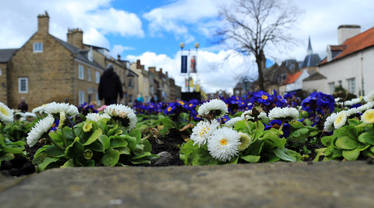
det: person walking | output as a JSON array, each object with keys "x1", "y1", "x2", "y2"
[{"x1": 98, "y1": 64, "x2": 123, "y2": 105}]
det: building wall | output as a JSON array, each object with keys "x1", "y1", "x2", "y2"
[
  {"x1": 131, "y1": 63, "x2": 150, "y2": 102},
  {"x1": 73, "y1": 60, "x2": 102, "y2": 106},
  {"x1": 318, "y1": 49, "x2": 374, "y2": 96},
  {"x1": 0, "y1": 63, "x2": 8, "y2": 105},
  {"x1": 303, "y1": 79, "x2": 328, "y2": 93},
  {"x1": 8, "y1": 32, "x2": 75, "y2": 109}
]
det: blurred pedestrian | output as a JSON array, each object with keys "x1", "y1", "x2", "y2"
[
  {"x1": 18, "y1": 97, "x2": 28, "y2": 112},
  {"x1": 98, "y1": 64, "x2": 123, "y2": 105}
]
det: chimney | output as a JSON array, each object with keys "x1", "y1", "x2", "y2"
[
  {"x1": 136, "y1": 59, "x2": 141, "y2": 69},
  {"x1": 37, "y1": 11, "x2": 49, "y2": 34},
  {"x1": 117, "y1": 54, "x2": 121, "y2": 61},
  {"x1": 159, "y1": 68, "x2": 163, "y2": 74},
  {"x1": 67, "y1": 28, "x2": 84, "y2": 49},
  {"x1": 338, "y1": 25, "x2": 361, "y2": 44},
  {"x1": 149, "y1": 67, "x2": 156, "y2": 73}
]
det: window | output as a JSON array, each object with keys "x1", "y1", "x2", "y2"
[
  {"x1": 33, "y1": 42, "x2": 43, "y2": 53},
  {"x1": 328, "y1": 82, "x2": 335, "y2": 95},
  {"x1": 347, "y1": 78, "x2": 356, "y2": 94},
  {"x1": 128, "y1": 78, "x2": 133, "y2": 88},
  {"x1": 87, "y1": 69, "x2": 92, "y2": 81},
  {"x1": 79, "y1": 90, "x2": 85, "y2": 105},
  {"x1": 78, "y1": 64, "x2": 84, "y2": 80},
  {"x1": 96, "y1": 71, "x2": 100, "y2": 84},
  {"x1": 18, "y1": 77, "x2": 28, "y2": 93}
]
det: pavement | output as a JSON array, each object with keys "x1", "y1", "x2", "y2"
[{"x1": 0, "y1": 161, "x2": 374, "y2": 208}]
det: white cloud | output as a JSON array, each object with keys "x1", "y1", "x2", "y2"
[
  {"x1": 126, "y1": 50, "x2": 255, "y2": 93},
  {"x1": 111, "y1": 45, "x2": 135, "y2": 57},
  {"x1": 0, "y1": 0, "x2": 143, "y2": 49}
]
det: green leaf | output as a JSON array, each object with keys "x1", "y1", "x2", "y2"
[
  {"x1": 371, "y1": 146, "x2": 374, "y2": 153},
  {"x1": 348, "y1": 119, "x2": 361, "y2": 126},
  {"x1": 38, "y1": 157, "x2": 59, "y2": 171},
  {"x1": 98, "y1": 135, "x2": 110, "y2": 151},
  {"x1": 273, "y1": 148, "x2": 297, "y2": 162},
  {"x1": 2, "y1": 146, "x2": 24, "y2": 154},
  {"x1": 335, "y1": 136, "x2": 359, "y2": 150},
  {"x1": 62, "y1": 126, "x2": 75, "y2": 141},
  {"x1": 131, "y1": 152, "x2": 151, "y2": 160},
  {"x1": 342, "y1": 149, "x2": 360, "y2": 160},
  {"x1": 241, "y1": 155, "x2": 260, "y2": 163},
  {"x1": 289, "y1": 120, "x2": 304, "y2": 128},
  {"x1": 61, "y1": 159, "x2": 74, "y2": 168},
  {"x1": 83, "y1": 129, "x2": 102, "y2": 146},
  {"x1": 49, "y1": 131, "x2": 64, "y2": 147},
  {"x1": 334, "y1": 126, "x2": 357, "y2": 140},
  {"x1": 110, "y1": 136, "x2": 128, "y2": 148},
  {"x1": 358, "y1": 132, "x2": 374, "y2": 145},
  {"x1": 101, "y1": 149, "x2": 120, "y2": 167},
  {"x1": 321, "y1": 135, "x2": 336, "y2": 146},
  {"x1": 131, "y1": 159, "x2": 151, "y2": 165},
  {"x1": 65, "y1": 137, "x2": 84, "y2": 163},
  {"x1": 117, "y1": 146, "x2": 131, "y2": 155},
  {"x1": 0, "y1": 153, "x2": 14, "y2": 161}
]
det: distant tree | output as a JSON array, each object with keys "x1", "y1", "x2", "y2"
[{"x1": 219, "y1": 0, "x2": 299, "y2": 90}]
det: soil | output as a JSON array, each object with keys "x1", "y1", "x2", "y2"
[
  {"x1": 0, "y1": 155, "x2": 35, "y2": 176},
  {"x1": 149, "y1": 128, "x2": 185, "y2": 166}
]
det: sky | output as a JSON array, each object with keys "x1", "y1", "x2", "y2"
[{"x1": 1, "y1": 0, "x2": 374, "y2": 93}]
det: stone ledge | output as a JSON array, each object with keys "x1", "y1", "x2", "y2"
[{"x1": 0, "y1": 161, "x2": 373, "y2": 208}]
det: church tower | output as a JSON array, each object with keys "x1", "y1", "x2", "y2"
[{"x1": 307, "y1": 36, "x2": 313, "y2": 55}]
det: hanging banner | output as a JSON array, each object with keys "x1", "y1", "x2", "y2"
[
  {"x1": 190, "y1": 55, "x2": 197, "y2": 73},
  {"x1": 181, "y1": 55, "x2": 187, "y2": 73},
  {"x1": 185, "y1": 78, "x2": 189, "y2": 87},
  {"x1": 189, "y1": 78, "x2": 194, "y2": 89}
]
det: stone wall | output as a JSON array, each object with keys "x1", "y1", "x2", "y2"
[
  {"x1": 8, "y1": 32, "x2": 74, "y2": 109},
  {"x1": 0, "y1": 63, "x2": 8, "y2": 105}
]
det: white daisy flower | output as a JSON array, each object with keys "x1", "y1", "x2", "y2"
[
  {"x1": 198, "y1": 99, "x2": 228, "y2": 119},
  {"x1": 357, "y1": 102, "x2": 374, "y2": 113},
  {"x1": 334, "y1": 97, "x2": 341, "y2": 103},
  {"x1": 207, "y1": 127, "x2": 240, "y2": 162},
  {"x1": 241, "y1": 110, "x2": 254, "y2": 120},
  {"x1": 268, "y1": 107, "x2": 299, "y2": 120},
  {"x1": 44, "y1": 102, "x2": 79, "y2": 116},
  {"x1": 323, "y1": 113, "x2": 337, "y2": 131},
  {"x1": 361, "y1": 109, "x2": 374, "y2": 124},
  {"x1": 86, "y1": 113, "x2": 111, "y2": 122},
  {"x1": 344, "y1": 98, "x2": 361, "y2": 106},
  {"x1": 334, "y1": 111, "x2": 348, "y2": 129},
  {"x1": 224, "y1": 117, "x2": 243, "y2": 127},
  {"x1": 0, "y1": 102, "x2": 14, "y2": 123},
  {"x1": 32, "y1": 104, "x2": 47, "y2": 115},
  {"x1": 190, "y1": 120, "x2": 219, "y2": 147},
  {"x1": 26, "y1": 115, "x2": 54, "y2": 147},
  {"x1": 367, "y1": 91, "x2": 374, "y2": 102},
  {"x1": 258, "y1": 112, "x2": 268, "y2": 120},
  {"x1": 104, "y1": 104, "x2": 137, "y2": 129}
]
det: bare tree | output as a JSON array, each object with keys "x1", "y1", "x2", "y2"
[{"x1": 220, "y1": 0, "x2": 298, "y2": 90}]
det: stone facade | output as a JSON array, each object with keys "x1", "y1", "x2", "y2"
[{"x1": 5, "y1": 12, "x2": 104, "y2": 109}]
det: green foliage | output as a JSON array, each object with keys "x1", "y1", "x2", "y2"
[
  {"x1": 0, "y1": 133, "x2": 25, "y2": 165},
  {"x1": 317, "y1": 123, "x2": 374, "y2": 161},
  {"x1": 32, "y1": 119, "x2": 158, "y2": 171}
]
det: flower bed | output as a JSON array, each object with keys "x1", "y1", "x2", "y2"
[{"x1": 1, "y1": 90, "x2": 374, "y2": 176}]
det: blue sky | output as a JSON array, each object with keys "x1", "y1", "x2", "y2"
[{"x1": 2, "y1": 0, "x2": 374, "y2": 93}]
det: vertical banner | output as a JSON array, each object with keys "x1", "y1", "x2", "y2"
[
  {"x1": 185, "y1": 78, "x2": 188, "y2": 87},
  {"x1": 181, "y1": 55, "x2": 187, "y2": 73},
  {"x1": 190, "y1": 55, "x2": 197, "y2": 73}
]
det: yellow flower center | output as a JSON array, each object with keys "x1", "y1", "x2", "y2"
[
  {"x1": 261, "y1": 95, "x2": 268, "y2": 100},
  {"x1": 335, "y1": 114, "x2": 344, "y2": 124},
  {"x1": 220, "y1": 138, "x2": 228, "y2": 146},
  {"x1": 363, "y1": 110, "x2": 374, "y2": 123},
  {"x1": 0, "y1": 107, "x2": 10, "y2": 116},
  {"x1": 199, "y1": 127, "x2": 209, "y2": 137},
  {"x1": 189, "y1": 103, "x2": 193, "y2": 107},
  {"x1": 168, "y1": 107, "x2": 172, "y2": 112},
  {"x1": 179, "y1": 101, "x2": 185, "y2": 105}
]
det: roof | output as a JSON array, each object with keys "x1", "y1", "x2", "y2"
[
  {"x1": 283, "y1": 71, "x2": 303, "y2": 85},
  {"x1": 51, "y1": 35, "x2": 104, "y2": 70},
  {"x1": 301, "y1": 53, "x2": 321, "y2": 68},
  {"x1": 303, "y1": 72, "x2": 327, "y2": 82},
  {"x1": 321, "y1": 27, "x2": 374, "y2": 65},
  {"x1": 0, "y1": 49, "x2": 17, "y2": 62}
]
